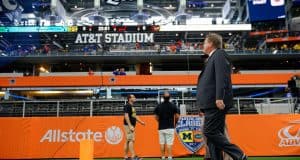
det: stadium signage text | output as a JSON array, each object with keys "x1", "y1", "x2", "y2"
[
  {"x1": 40, "y1": 129, "x2": 103, "y2": 143},
  {"x1": 40, "y1": 126, "x2": 123, "y2": 144},
  {"x1": 74, "y1": 33, "x2": 154, "y2": 44}
]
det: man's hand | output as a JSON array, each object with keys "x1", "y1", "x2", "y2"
[
  {"x1": 140, "y1": 121, "x2": 145, "y2": 126},
  {"x1": 129, "y1": 125, "x2": 135, "y2": 132},
  {"x1": 216, "y1": 99, "x2": 225, "y2": 110}
]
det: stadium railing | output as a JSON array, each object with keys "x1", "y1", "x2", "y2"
[
  {"x1": 0, "y1": 97, "x2": 297, "y2": 117},
  {"x1": 1, "y1": 48, "x2": 300, "y2": 57}
]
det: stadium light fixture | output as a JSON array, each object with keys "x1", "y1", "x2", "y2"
[
  {"x1": 39, "y1": 67, "x2": 45, "y2": 72},
  {"x1": 149, "y1": 62, "x2": 153, "y2": 73},
  {"x1": 34, "y1": 91, "x2": 64, "y2": 94},
  {"x1": 33, "y1": 90, "x2": 93, "y2": 95},
  {"x1": 39, "y1": 66, "x2": 49, "y2": 73},
  {"x1": 71, "y1": 90, "x2": 93, "y2": 94},
  {"x1": 164, "y1": 4, "x2": 176, "y2": 10}
]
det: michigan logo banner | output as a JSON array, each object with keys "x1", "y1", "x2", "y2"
[{"x1": 175, "y1": 116, "x2": 205, "y2": 153}]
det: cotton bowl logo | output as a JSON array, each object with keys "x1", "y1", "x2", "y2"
[
  {"x1": 176, "y1": 116, "x2": 204, "y2": 153},
  {"x1": 278, "y1": 120, "x2": 300, "y2": 147},
  {"x1": 105, "y1": 126, "x2": 123, "y2": 145}
]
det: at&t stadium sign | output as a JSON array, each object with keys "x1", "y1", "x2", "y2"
[{"x1": 74, "y1": 33, "x2": 154, "y2": 44}]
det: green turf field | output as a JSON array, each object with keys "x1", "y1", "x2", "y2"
[{"x1": 94, "y1": 157, "x2": 300, "y2": 160}]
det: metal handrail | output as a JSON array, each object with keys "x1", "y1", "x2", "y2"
[
  {"x1": 0, "y1": 97, "x2": 298, "y2": 117},
  {"x1": 1, "y1": 49, "x2": 299, "y2": 57}
]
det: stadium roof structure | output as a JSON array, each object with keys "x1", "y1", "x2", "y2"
[{"x1": 0, "y1": 0, "x2": 240, "y2": 26}]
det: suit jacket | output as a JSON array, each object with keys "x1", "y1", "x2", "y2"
[{"x1": 196, "y1": 49, "x2": 233, "y2": 110}]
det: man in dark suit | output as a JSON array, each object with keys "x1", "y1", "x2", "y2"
[{"x1": 196, "y1": 33, "x2": 247, "y2": 160}]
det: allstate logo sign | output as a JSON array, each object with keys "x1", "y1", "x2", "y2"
[
  {"x1": 176, "y1": 116, "x2": 204, "y2": 153},
  {"x1": 105, "y1": 126, "x2": 123, "y2": 145},
  {"x1": 278, "y1": 120, "x2": 300, "y2": 147}
]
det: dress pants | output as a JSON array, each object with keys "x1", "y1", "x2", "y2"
[
  {"x1": 203, "y1": 124, "x2": 233, "y2": 160},
  {"x1": 203, "y1": 108, "x2": 244, "y2": 160}
]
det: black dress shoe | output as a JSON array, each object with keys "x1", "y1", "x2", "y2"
[
  {"x1": 241, "y1": 154, "x2": 248, "y2": 160},
  {"x1": 132, "y1": 156, "x2": 142, "y2": 160}
]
